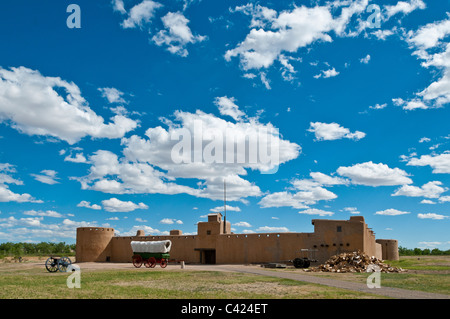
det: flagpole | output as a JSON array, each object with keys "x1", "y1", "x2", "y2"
[{"x1": 223, "y1": 179, "x2": 227, "y2": 234}]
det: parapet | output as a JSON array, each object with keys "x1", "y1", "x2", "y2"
[{"x1": 170, "y1": 229, "x2": 182, "y2": 235}]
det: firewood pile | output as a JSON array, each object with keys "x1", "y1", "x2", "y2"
[{"x1": 304, "y1": 250, "x2": 405, "y2": 273}]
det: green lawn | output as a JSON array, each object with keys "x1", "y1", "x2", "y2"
[{"x1": 0, "y1": 266, "x2": 382, "y2": 299}]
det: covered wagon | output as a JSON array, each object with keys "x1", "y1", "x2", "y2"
[{"x1": 131, "y1": 240, "x2": 172, "y2": 268}]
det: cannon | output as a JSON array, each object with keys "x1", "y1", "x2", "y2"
[
  {"x1": 131, "y1": 240, "x2": 172, "y2": 269},
  {"x1": 291, "y1": 249, "x2": 318, "y2": 269},
  {"x1": 45, "y1": 256, "x2": 72, "y2": 272}
]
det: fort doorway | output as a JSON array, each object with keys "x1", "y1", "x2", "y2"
[
  {"x1": 204, "y1": 250, "x2": 216, "y2": 264},
  {"x1": 196, "y1": 249, "x2": 216, "y2": 264}
]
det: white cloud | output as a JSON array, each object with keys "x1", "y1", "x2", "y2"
[
  {"x1": 233, "y1": 221, "x2": 251, "y2": 227},
  {"x1": 210, "y1": 205, "x2": 241, "y2": 213},
  {"x1": 256, "y1": 226, "x2": 289, "y2": 233},
  {"x1": 343, "y1": 207, "x2": 360, "y2": 214},
  {"x1": 214, "y1": 96, "x2": 245, "y2": 121},
  {"x1": 375, "y1": 209, "x2": 410, "y2": 216},
  {"x1": 384, "y1": 0, "x2": 426, "y2": 19},
  {"x1": 298, "y1": 208, "x2": 334, "y2": 216},
  {"x1": 30, "y1": 170, "x2": 59, "y2": 185},
  {"x1": 75, "y1": 149, "x2": 198, "y2": 197},
  {"x1": 121, "y1": 0, "x2": 162, "y2": 29},
  {"x1": 258, "y1": 191, "x2": 309, "y2": 209},
  {"x1": 64, "y1": 153, "x2": 88, "y2": 163},
  {"x1": 112, "y1": 0, "x2": 126, "y2": 14},
  {"x1": 392, "y1": 181, "x2": 448, "y2": 199},
  {"x1": 0, "y1": 67, "x2": 138, "y2": 144},
  {"x1": 371, "y1": 29, "x2": 394, "y2": 40},
  {"x1": 98, "y1": 87, "x2": 127, "y2": 104},
  {"x1": 314, "y1": 68, "x2": 340, "y2": 79},
  {"x1": 77, "y1": 200, "x2": 102, "y2": 210},
  {"x1": 360, "y1": 54, "x2": 371, "y2": 64},
  {"x1": 259, "y1": 171, "x2": 344, "y2": 210},
  {"x1": 101, "y1": 197, "x2": 149, "y2": 212},
  {"x1": 152, "y1": 11, "x2": 206, "y2": 57},
  {"x1": 0, "y1": 216, "x2": 100, "y2": 241},
  {"x1": 395, "y1": 17, "x2": 450, "y2": 110},
  {"x1": 0, "y1": 163, "x2": 42, "y2": 203},
  {"x1": 225, "y1": 1, "x2": 369, "y2": 81},
  {"x1": 160, "y1": 218, "x2": 183, "y2": 225},
  {"x1": 420, "y1": 199, "x2": 436, "y2": 204},
  {"x1": 120, "y1": 225, "x2": 168, "y2": 236},
  {"x1": 337, "y1": 161, "x2": 413, "y2": 186},
  {"x1": 116, "y1": 105, "x2": 300, "y2": 201},
  {"x1": 309, "y1": 172, "x2": 349, "y2": 186},
  {"x1": 369, "y1": 103, "x2": 387, "y2": 110},
  {"x1": 406, "y1": 152, "x2": 450, "y2": 174},
  {"x1": 23, "y1": 210, "x2": 63, "y2": 218},
  {"x1": 308, "y1": 122, "x2": 365, "y2": 141},
  {"x1": 439, "y1": 196, "x2": 450, "y2": 203},
  {"x1": 417, "y1": 213, "x2": 449, "y2": 220},
  {"x1": 419, "y1": 137, "x2": 431, "y2": 143}
]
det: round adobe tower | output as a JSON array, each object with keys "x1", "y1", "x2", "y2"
[
  {"x1": 376, "y1": 239, "x2": 399, "y2": 261},
  {"x1": 76, "y1": 227, "x2": 115, "y2": 262}
]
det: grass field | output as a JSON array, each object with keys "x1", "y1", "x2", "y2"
[{"x1": 0, "y1": 255, "x2": 448, "y2": 299}]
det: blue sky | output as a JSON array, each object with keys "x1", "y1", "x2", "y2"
[{"x1": 0, "y1": 0, "x2": 449, "y2": 250}]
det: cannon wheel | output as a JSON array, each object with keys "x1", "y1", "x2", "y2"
[
  {"x1": 45, "y1": 257, "x2": 59, "y2": 272},
  {"x1": 57, "y1": 257, "x2": 72, "y2": 272},
  {"x1": 160, "y1": 258, "x2": 167, "y2": 268},
  {"x1": 132, "y1": 255, "x2": 143, "y2": 268},
  {"x1": 293, "y1": 257, "x2": 305, "y2": 268}
]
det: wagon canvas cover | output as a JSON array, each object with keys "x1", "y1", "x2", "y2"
[{"x1": 131, "y1": 240, "x2": 172, "y2": 253}]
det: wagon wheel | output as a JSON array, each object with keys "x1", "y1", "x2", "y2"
[
  {"x1": 148, "y1": 257, "x2": 157, "y2": 268},
  {"x1": 133, "y1": 255, "x2": 143, "y2": 268},
  {"x1": 144, "y1": 258, "x2": 152, "y2": 268},
  {"x1": 45, "y1": 257, "x2": 58, "y2": 272},
  {"x1": 57, "y1": 257, "x2": 72, "y2": 272},
  {"x1": 160, "y1": 258, "x2": 167, "y2": 268}
]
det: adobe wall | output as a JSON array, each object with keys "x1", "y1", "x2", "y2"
[
  {"x1": 310, "y1": 216, "x2": 367, "y2": 263},
  {"x1": 215, "y1": 232, "x2": 312, "y2": 264},
  {"x1": 75, "y1": 214, "x2": 394, "y2": 264},
  {"x1": 76, "y1": 227, "x2": 114, "y2": 262},
  {"x1": 376, "y1": 239, "x2": 399, "y2": 261}
]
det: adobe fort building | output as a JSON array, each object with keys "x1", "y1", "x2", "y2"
[{"x1": 76, "y1": 213, "x2": 399, "y2": 264}]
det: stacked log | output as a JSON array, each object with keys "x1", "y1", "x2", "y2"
[{"x1": 304, "y1": 250, "x2": 405, "y2": 273}]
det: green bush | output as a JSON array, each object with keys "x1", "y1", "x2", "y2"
[
  {"x1": 398, "y1": 246, "x2": 450, "y2": 256},
  {"x1": 0, "y1": 242, "x2": 76, "y2": 257}
]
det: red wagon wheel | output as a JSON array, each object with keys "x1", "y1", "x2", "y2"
[
  {"x1": 132, "y1": 255, "x2": 143, "y2": 268},
  {"x1": 149, "y1": 257, "x2": 157, "y2": 268},
  {"x1": 160, "y1": 258, "x2": 167, "y2": 268},
  {"x1": 144, "y1": 258, "x2": 151, "y2": 268}
]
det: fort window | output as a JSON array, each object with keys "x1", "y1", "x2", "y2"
[
  {"x1": 337, "y1": 226, "x2": 342, "y2": 232},
  {"x1": 206, "y1": 230, "x2": 211, "y2": 235}
]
